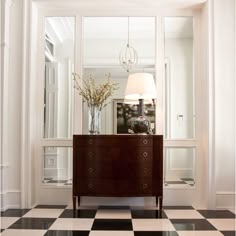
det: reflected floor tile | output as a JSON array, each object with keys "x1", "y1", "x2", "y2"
[
  {"x1": 89, "y1": 231, "x2": 134, "y2": 236},
  {"x1": 9, "y1": 217, "x2": 56, "y2": 230},
  {"x1": 220, "y1": 231, "x2": 236, "y2": 236},
  {"x1": 49, "y1": 218, "x2": 94, "y2": 231},
  {"x1": 165, "y1": 210, "x2": 204, "y2": 219},
  {"x1": 35, "y1": 205, "x2": 67, "y2": 209},
  {"x1": 1, "y1": 209, "x2": 31, "y2": 217},
  {"x1": 59, "y1": 209, "x2": 96, "y2": 218},
  {"x1": 1, "y1": 229, "x2": 46, "y2": 236},
  {"x1": 131, "y1": 210, "x2": 167, "y2": 219},
  {"x1": 0, "y1": 217, "x2": 20, "y2": 229},
  {"x1": 207, "y1": 219, "x2": 236, "y2": 231},
  {"x1": 134, "y1": 231, "x2": 179, "y2": 236},
  {"x1": 198, "y1": 210, "x2": 235, "y2": 218},
  {"x1": 163, "y1": 206, "x2": 194, "y2": 210},
  {"x1": 44, "y1": 230, "x2": 90, "y2": 236},
  {"x1": 177, "y1": 231, "x2": 224, "y2": 236},
  {"x1": 98, "y1": 206, "x2": 130, "y2": 210},
  {"x1": 23, "y1": 209, "x2": 64, "y2": 218},
  {"x1": 170, "y1": 219, "x2": 217, "y2": 231},
  {"x1": 92, "y1": 219, "x2": 133, "y2": 231},
  {"x1": 95, "y1": 209, "x2": 131, "y2": 219},
  {"x1": 132, "y1": 219, "x2": 175, "y2": 231}
]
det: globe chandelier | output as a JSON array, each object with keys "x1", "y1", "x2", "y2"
[{"x1": 119, "y1": 17, "x2": 138, "y2": 72}]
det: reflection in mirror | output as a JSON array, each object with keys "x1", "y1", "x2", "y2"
[
  {"x1": 43, "y1": 147, "x2": 72, "y2": 185},
  {"x1": 44, "y1": 17, "x2": 75, "y2": 138},
  {"x1": 164, "y1": 17, "x2": 195, "y2": 139},
  {"x1": 164, "y1": 147, "x2": 195, "y2": 187},
  {"x1": 83, "y1": 17, "x2": 156, "y2": 134}
]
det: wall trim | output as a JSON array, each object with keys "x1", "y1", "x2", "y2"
[
  {"x1": 0, "y1": 190, "x2": 21, "y2": 211},
  {"x1": 216, "y1": 191, "x2": 235, "y2": 210}
]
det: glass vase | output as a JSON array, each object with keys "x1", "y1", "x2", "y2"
[{"x1": 88, "y1": 105, "x2": 101, "y2": 134}]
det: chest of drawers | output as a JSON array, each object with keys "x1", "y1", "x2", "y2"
[{"x1": 73, "y1": 135, "x2": 163, "y2": 210}]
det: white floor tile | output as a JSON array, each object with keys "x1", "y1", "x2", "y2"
[
  {"x1": 164, "y1": 210, "x2": 204, "y2": 219},
  {"x1": 89, "y1": 231, "x2": 134, "y2": 236},
  {"x1": 132, "y1": 219, "x2": 175, "y2": 231},
  {"x1": 49, "y1": 218, "x2": 94, "y2": 230},
  {"x1": 22, "y1": 209, "x2": 64, "y2": 218},
  {"x1": 177, "y1": 231, "x2": 224, "y2": 236},
  {"x1": 95, "y1": 210, "x2": 131, "y2": 219},
  {"x1": 207, "y1": 219, "x2": 236, "y2": 231},
  {"x1": 0, "y1": 217, "x2": 19, "y2": 229},
  {"x1": 1, "y1": 229, "x2": 46, "y2": 236}
]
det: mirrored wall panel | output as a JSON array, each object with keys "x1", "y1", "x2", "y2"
[
  {"x1": 43, "y1": 147, "x2": 72, "y2": 186},
  {"x1": 83, "y1": 17, "x2": 156, "y2": 134},
  {"x1": 44, "y1": 17, "x2": 75, "y2": 138},
  {"x1": 164, "y1": 17, "x2": 195, "y2": 139},
  {"x1": 164, "y1": 147, "x2": 195, "y2": 187}
]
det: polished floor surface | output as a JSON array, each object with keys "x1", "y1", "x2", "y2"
[{"x1": 1, "y1": 205, "x2": 235, "y2": 236}]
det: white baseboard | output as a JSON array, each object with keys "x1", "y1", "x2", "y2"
[
  {"x1": 0, "y1": 190, "x2": 21, "y2": 211},
  {"x1": 216, "y1": 191, "x2": 236, "y2": 210}
]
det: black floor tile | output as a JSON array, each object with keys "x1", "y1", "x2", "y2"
[
  {"x1": 98, "y1": 205, "x2": 130, "y2": 209},
  {"x1": 92, "y1": 219, "x2": 133, "y2": 230},
  {"x1": 1, "y1": 229, "x2": 5, "y2": 232},
  {"x1": 44, "y1": 230, "x2": 90, "y2": 236},
  {"x1": 9, "y1": 217, "x2": 56, "y2": 230},
  {"x1": 59, "y1": 209, "x2": 97, "y2": 218},
  {"x1": 1, "y1": 209, "x2": 31, "y2": 217},
  {"x1": 163, "y1": 206, "x2": 194, "y2": 209},
  {"x1": 181, "y1": 178, "x2": 194, "y2": 181},
  {"x1": 170, "y1": 219, "x2": 217, "y2": 231},
  {"x1": 220, "y1": 231, "x2": 236, "y2": 236},
  {"x1": 165, "y1": 181, "x2": 186, "y2": 184},
  {"x1": 47, "y1": 180, "x2": 68, "y2": 184},
  {"x1": 131, "y1": 210, "x2": 167, "y2": 219},
  {"x1": 198, "y1": 210, "x2": 236, "y2": 218},
  {"x1": 35, "y1": 205, "x2": 67, "y2": 209},
  {"x1": 134, "y1": 232, "x2": 179, "y2": 236}
]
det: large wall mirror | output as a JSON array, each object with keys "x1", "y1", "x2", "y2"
[
  {"x1": 83, "y1": 17, "x2": 156, "y2": 134},
  {"x1": 164, "y1": 17, "x2": 195, "y2": 140},
  {"x1": 164, "y1": 17, "x2": 196, "y2": 187}
]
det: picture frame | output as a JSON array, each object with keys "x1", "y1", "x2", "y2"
[{"x1": 113, "y1": 99, "x2": 156, "y2": 134}]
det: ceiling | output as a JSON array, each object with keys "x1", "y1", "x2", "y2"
[{"x1": 34, "y1": 0, "x2": 206, "y2": 10}]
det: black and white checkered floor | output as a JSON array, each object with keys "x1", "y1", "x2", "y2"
[{"x1": 1, "y1": 205, "x2": 235, "y2": 236}]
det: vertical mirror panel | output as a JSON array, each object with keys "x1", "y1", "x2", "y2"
[
  {"x1": 44, "y1": 17, "x2": 75, "y2": 138},
  {"x1": 83, "y1": 17, "x2": 156, "y2": 134},
  {"x1": 164, "y1": 147, "x2": 195, "y2": 187},
  {"x1": 164, "y1": 17, "x2": 195, "y2": 139},
  {"x1": 43, "y1": 147, "x2": 72, "y2": 185}
]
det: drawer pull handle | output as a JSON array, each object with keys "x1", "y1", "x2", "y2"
[
  {"x1": 88, "y1": 168, "x2": 93, "y2": 173},
  {"x1": 88, "y1": 183, "x2": 93, "y2": 189},
  {"x1": 89, "y1": 139, "x2": 93, "y2": 144},
  {"x1": 88, "y1": 152, "x2": 93, "y2": 158},
  {"x1": 143, "y1": 139, "x2": 148, "y2": 145},
  {"x1": 143, "y1": 152, "x2": 148, "y2": 157},
  {"x1": 144, "y1": 168, "x2": 148, "y2": 174},
  {"x1": 143, "y1": 183, "x2": 148, "y2": 189}
]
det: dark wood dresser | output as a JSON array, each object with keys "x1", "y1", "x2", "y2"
[{"x1": 73, "y1": 135, "x2": 163, "y2": 210}]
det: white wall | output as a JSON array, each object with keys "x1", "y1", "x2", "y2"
[{"x1": 214, "y1": 0, "x2": 235, "y2": 209}]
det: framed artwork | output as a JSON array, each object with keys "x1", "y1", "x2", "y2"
[{"x1": 113, "y1": 99, "x2": 156, "y2": 134}]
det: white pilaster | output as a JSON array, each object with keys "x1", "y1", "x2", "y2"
[{"x1": 0, "y1": 0, "x2": 15, "y2": 210}]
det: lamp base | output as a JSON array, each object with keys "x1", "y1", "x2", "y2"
[{"x1": 131, "y1": 116, "x2": 151, "y2": 134}]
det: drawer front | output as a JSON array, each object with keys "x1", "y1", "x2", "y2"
[
  {"x1": 73, "y1": 136, "x2": 153, "y2": 147},
  {"x1": 74, "y1": 178, "x2": 153, "y2": 196}
]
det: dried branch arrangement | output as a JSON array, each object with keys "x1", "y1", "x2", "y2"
[{"x1": 72, "y1": 73, "x2": 119, "y2": 111}]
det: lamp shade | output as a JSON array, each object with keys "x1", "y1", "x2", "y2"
[{"x1": 124, "y1": 73, "x2": 157, "y2": 100}]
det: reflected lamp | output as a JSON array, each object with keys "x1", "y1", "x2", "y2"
[{"x1": 124, "y1": 73, "x2": 157, "y2": 134}]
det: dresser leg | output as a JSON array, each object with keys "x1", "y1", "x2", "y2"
[
  {"x1": 158, "y1": 196, "x2": 163, "y2": 210},
  {"x1": 73, "y1": 195, "x2": 76, "y2": 212},
  {"x1": 77, "y1": 196, "x2": 80, "y2": 208}
]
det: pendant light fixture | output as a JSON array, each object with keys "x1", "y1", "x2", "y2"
[{"x1": 119, "y1": 17, "x2": 138, "y2": 72}]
